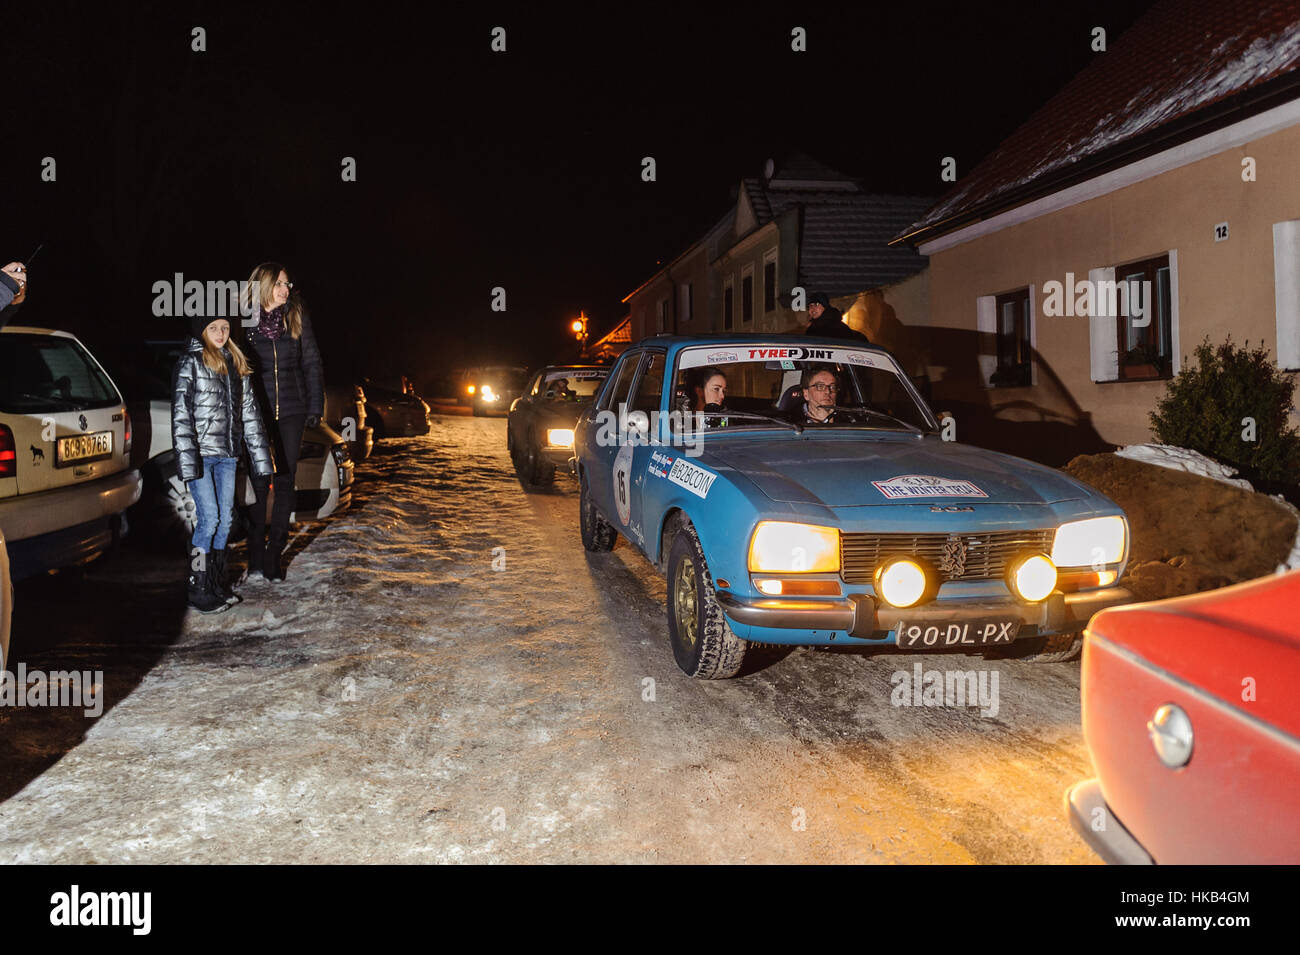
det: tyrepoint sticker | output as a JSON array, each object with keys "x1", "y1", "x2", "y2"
[
  {"x1": 667, "y1": 458, "x2": 717, "y2": 499},
  {"x1": 872, "y1": 474, "x2": 988, "y2": 500}
]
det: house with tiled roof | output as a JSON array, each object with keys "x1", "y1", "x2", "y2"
[
  {"x1": 890, "y1": 0, "x2": 1300, "y2": 456},
  {"x1": 624, "y1": 155, "x2": 932, "y2": 348}
]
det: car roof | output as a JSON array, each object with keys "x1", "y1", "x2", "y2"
[{"x1": 0, "y1": 325, "x2": 75, "y2": 339}]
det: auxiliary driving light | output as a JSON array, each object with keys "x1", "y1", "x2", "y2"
[
  {"x1": 467, "y1": 384, "x2": 476, "y2": 395},
  {"x1": 546, "y1": 428, "x2": 575, "y2": 448},
  {"x1": 874, "y1": 557, "x2": 929, "y2": 609},
  {"x1": 1008, "y1": 553, "x2": 1057, "y2": 602}
]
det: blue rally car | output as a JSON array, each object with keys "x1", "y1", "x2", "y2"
[{"x1": 573, "y1": 335, "x2": 1133, "y2": 679}]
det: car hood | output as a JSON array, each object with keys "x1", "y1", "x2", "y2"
[
  {"x1": 533, "y1": 399, "x2": 594, "y2": 424},
  {"x1": 705, "y1": 435, "x2": 1094, "y2": 506}
]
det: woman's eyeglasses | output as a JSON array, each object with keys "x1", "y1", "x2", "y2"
[{"x1": 274, "y1": 280, "x2": 294, "y2": 290}]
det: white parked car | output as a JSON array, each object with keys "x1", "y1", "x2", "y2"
[{"x1": 0, "y1": 326, "x2": 142, "y2": 580}]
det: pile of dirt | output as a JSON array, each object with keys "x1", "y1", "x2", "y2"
[{"x1": 1063, "y1": 453, "x2": 1298, "y2": 603}]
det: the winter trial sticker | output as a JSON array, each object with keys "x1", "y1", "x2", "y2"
[
  {"x1": 872, "y1": 474, "x2": 987, "y2": 500},
  {"x1": 667, "y1": 458, "x2": 717, "y2": 499}
]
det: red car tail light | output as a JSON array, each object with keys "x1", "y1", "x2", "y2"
[
  {"x1": 123, "y1": 408, "x2": 133, "y2": 456},
  {"x1": 0, "y1": 424, "x2": 15, "y2": 478}
]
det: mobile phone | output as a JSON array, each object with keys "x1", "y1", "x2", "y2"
[{"x1": 23, "y1": 243, "x2": 44, "y2": 268}]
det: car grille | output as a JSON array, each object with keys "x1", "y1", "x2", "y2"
[{"x1": 840, "y1": 529, "x2": 1055, "y2": 583}]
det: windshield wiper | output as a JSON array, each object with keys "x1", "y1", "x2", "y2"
[
  {"x1": 692, "y1": 410, "x2": 803, "y2": 435},
  {"x1": 830, "y1": 406, "x2": 924, "y2": 434}
]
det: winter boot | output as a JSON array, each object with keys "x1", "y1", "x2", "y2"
[
  {"x1": 210, "y1": 548, "x2": 241, "y2": 605},
  {"x1": 264, "y1": 529, "x2": 287, "y2": 581},
  {"x1": 187, "y1": 559, "x2": 229, "y2": 614},
  {"x1": 247, "y1": 524, "x2": 266, "y2": 576}
]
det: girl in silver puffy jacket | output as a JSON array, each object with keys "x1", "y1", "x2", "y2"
[{"x1": 172, "y1": 316, "x2": 274, "y2": 613}]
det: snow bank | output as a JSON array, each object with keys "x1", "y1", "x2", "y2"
[
  {"x1": 1116, "y1": 443, "x2": 1300, "y2": 572},
  {"x1": 1115, "y1": 443, "x2": 1255, "y2": 490}
]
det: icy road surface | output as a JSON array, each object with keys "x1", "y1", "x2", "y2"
[{"x1": 0, "y1": 417, "x2": 1099, "y2": 863}]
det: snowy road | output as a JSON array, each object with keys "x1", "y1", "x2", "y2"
[{"x1": 0, "y1": 416, "x2": 1099, "y2": 863}]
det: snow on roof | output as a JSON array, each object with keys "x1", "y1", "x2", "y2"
[{"x1": 899, "y1": 0, "x2": 1300, "y2": 242}]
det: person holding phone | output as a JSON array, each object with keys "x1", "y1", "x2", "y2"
[
  {"x1": 240, "y1": 262, "x2": 324, "y2": 581},
  {"x1": 0, "y1": 261, "x2": 28, "y2": 324}
]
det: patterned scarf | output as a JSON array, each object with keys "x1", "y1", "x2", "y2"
[{"x1": 258, "y1": 304, "x2": 286, "y2": 341}]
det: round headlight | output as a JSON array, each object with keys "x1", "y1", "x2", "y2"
[
  {"x1": 1009, "y1": 553, "x2": 1057, "y2": 602},
  {"x1": 875, "y1": 558, "x2": 928, "y2": 609}
]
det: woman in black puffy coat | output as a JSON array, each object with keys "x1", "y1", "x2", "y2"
[{"x1": 241, "y1": 262, "x2": 325, "y2": 581}]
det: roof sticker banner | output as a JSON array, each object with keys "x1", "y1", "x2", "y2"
[{"x1": 679, "y1": 345, "x2": 900, "y2": 374}]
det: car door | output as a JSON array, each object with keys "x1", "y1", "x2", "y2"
[
  {"x1": 587, "y1": 351, "x2": 642, "y2": 523},
  {"x1": 621, "y1": 351, "x2": 666, "y2": 553},
  {"x1": 511, "y1": 370, "x2": 543, "y2": 448}
]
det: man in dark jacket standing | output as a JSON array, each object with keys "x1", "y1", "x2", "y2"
[
  {"x1": 805, "y1": 291, "x2": 869, "y2": 343},
  {"x1": 242, "y1": 263, "x2": 325, "y2": 581}
]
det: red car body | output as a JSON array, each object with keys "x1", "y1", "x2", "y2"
[{"x1": 1067, "y1": 569, "x2": 1300, "y2": 864}]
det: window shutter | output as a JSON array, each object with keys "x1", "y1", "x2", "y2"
[
  {"x1": 1276, "y1": 221, "x2": 1300, "y2": 370},
  {"x1": 1088, "y1": 267, "x2": 1118, "y2": 382},
  {"x1": 976, "y1": 295, "x2": 996, "y2": 386}
]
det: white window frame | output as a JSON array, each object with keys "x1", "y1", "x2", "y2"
[
  {"x1": 740, "y1": 263, "x2": 755, "y2": 325},
  {"x1": 1275, "y1": 221, "x2": 1300, "y2": 370},
  {"x1": 1089, "y1": 251, "x2": 1180, "y2": 382},
  {"x1": 762, "y1": 249, "x2": 778, "y2": 315}
]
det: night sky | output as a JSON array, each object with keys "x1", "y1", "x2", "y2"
[{"x1": 5, "y1": 0, "x2": 1156, "y2": 394}]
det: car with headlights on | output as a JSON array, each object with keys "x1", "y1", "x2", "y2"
[
  {"x1": 573, "y1": 335, "x2": 1132, "y2": 678},
  {"x1": 1066, "y1": 570, "x2": 1300, "y2": 864},
  {"x1": 466, "y1": 365, "x2": 528, "y2": 417},
  {"x1": 507, "y1": 365, "x2": 609, "y2": 486}
]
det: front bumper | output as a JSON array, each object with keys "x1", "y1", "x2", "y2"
[
  {"x1": 715, "y1": 585, "x2": 1132, "y2": 644},
  {"x1": 1065, "y1": 778, "x2": 1153, "y2": 865}
]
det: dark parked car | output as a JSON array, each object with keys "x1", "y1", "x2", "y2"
[
  {"x1": 507, "y1": 365, "x2": 609, "y2": 486},
  {"x1": 361, "y1": 376, "x2": 431, "y2": 438}
]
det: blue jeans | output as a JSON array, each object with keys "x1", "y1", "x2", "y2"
[{"x1": 189, "y1": 456, "x2": 238, "y2": 552}]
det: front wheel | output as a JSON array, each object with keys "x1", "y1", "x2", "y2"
[
  {"x1": 579, "y1": 472, "x2": 616, "y2": 552},
  {"x1": 666, "y1": 523, "x2": 747, "y2": 679}
]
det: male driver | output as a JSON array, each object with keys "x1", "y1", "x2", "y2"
[{"x1": 798, "y1": 366, "x2": 842, "y2": 423}]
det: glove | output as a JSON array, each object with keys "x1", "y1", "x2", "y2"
[{"x1": 305, "y1": 415, "x2": 321, "y2": 428}]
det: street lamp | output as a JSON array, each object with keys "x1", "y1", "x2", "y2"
[{"x1": 572, "y1": 310, "x2": 589, "y2": 357}]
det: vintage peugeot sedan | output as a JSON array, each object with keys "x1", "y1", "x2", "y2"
[{"x1": 573, "y1": 335, "x2": 1132, "y2": 678}]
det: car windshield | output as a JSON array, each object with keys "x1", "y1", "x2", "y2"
[
  {"x1": 672, "y1": 343, "x2": 935, "y2": 433},
  {"x1": 0, "y1": 333, "x2": 121, "y2": 413},
  {"x1": 537, "y1": 369, "x2": 607, "y2": 399}
]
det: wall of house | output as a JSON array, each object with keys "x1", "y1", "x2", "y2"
[
  {"x1": 924, "y1": 121, "x2": 1300, "y2": 449},
  {"x1": 839, "y1": 269, "x2": 931, "y2": 374}
]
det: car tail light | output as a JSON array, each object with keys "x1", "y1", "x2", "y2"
[
  {"x1": 123, "y1": 408, "x2": 133, "y2": 455},
  {"x1": 0, "y1": 424, "x2": 14, "y2": 478}
]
